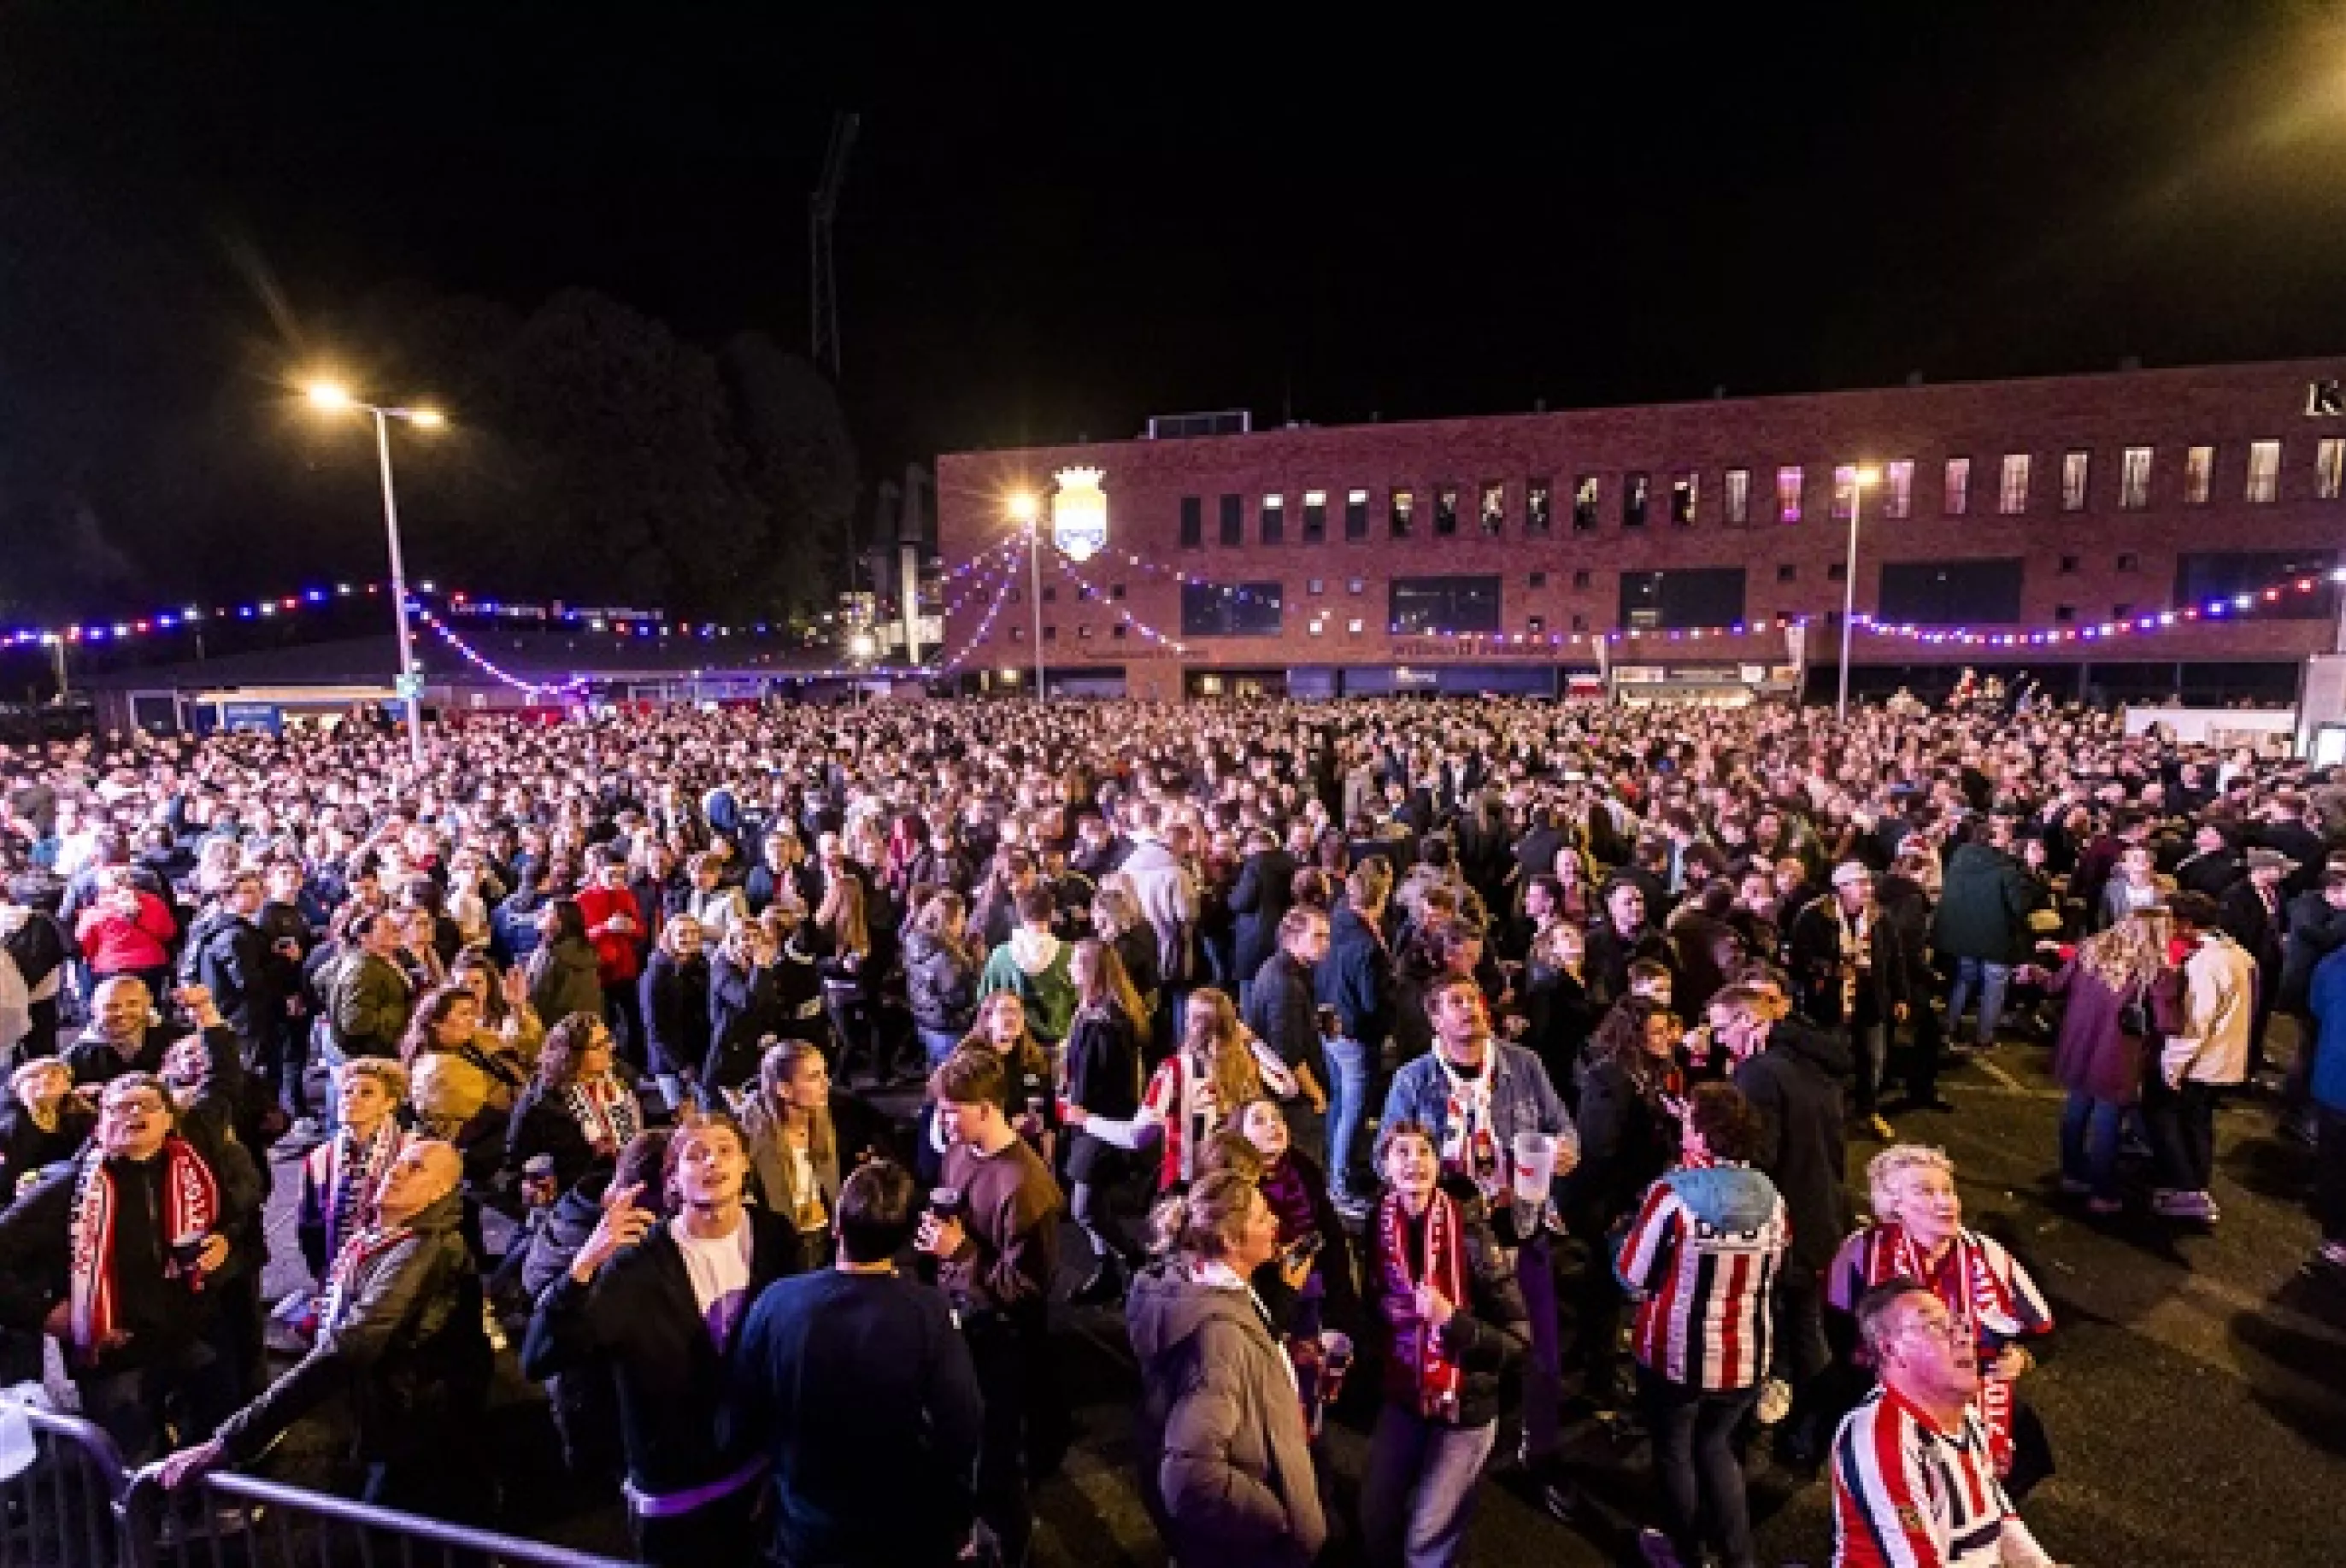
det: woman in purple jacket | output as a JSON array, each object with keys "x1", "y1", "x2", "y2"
[{"x1": 2043, "y1": 908, "x2": 2171, "y2": 1213}]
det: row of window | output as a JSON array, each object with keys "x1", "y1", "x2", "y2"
[
  {"x1": 1169, "y1": 438, "x2": 2346, "y2": 547},
  {"x1": 974, "y1": 550, "x2": 2335, "y2": 643}
]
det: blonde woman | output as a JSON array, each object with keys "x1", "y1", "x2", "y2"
[
  {"x1": 2042, "y1": 908, "x2": 2170, "y2": 1212},
  {"x1": 1826, "y1": 1145, "x2": 2055, "y2": 1494},
  {"x1": 737, "y1": 1038, "x2": 844, "y2": 1275},
  {"x1": 1066, "y1": 987, "x2": 1298, "y2": 1192}
]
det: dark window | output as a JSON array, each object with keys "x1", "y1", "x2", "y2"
[
  {"x1": 1179, "y1": 496, "x2": 1203, "y2": 549},
  {"x1": 2055, "y1": 604, "x2": 2075, "y2": 623},
  {"x1": 1623, "y1": 472, "x2": 1650, "y2": 528},
  {"x1": 1110, "y1": 583, "x2": 1127, "y2": 600},
  {"x1": 1826, "y1": 562, "x2": 1846, "y2": 582},
  {"x1": 1042, "y1": 587, "x2": 1057, "y2": 603},
  {"x1": 2113, "y1": 603, "x2": 2132, "y2": 620},
  {"x1": 1261, "y1": 495, "x2": 1285, "y2": 545},
  {"x1": 1112, "y1": 625, "x2": 1128, "y2": 639},
  {"x1": 2115, "y1": 553, "x2": 2137, "y2": 573},
  {"x1": 1180, "y1": 579, "x2": 1284, "y2": 637},
  {"x1": 1044, "y1": 626, "x2": 1057, "y2": 642},
  {"x1": 1344, "y1": 490, "x2": 1368, "y2": 540},
  {"x1": 1389, "y1": 575, "x2": 1502, "y2": 634},
  {"x1": 1390, "y1": 489, "x2": 1414, "y2": 538},
  {"x1": 1618, "y1": 567, "x2": 1747, "y2": 630},
  {"x1": 1302, "y1": 491, "x2": 1327, "y2": 543},
  {"x1": 2058, "y1": 555, "x2": 2079, "y2": 574},
  {"x1": 2174, "y1": 549, "x2": 2337, "y2": 620},
  {"x1": 1529, "y1": 571, "x2": 1547, "y2": 588},
  {"x1": 1777, "y1": 564, "x2": 1796, "y2": 583},
  {"x1": 1573, "y1": 475, "x2": 1600, "y2": 531},
  {"x1": 1572, "y1": 569, "x2": 1592, "y2": 590},
  {"x1": 1218, "y1": 494, "x2": 1243, "y2": 547},
  {"x1": 1571, "y1": 613, "x2": 1588, "y2": 631},
  {"x1": 1479, "y1": 482, "x2": 1505, "y2": 535},
  {"x1": 1433, "y1": 485, "x2": 1460, "y2": 536},
  {"x1": 1877, "y1": 558, "x2": 2026, "y2": 624},
  {"x1": 1526, "y1": 479, "x2": 1553, "y2": 535},
  {"x1": 1671, "y1": 473, "x2": 1697, "y2": 526}
]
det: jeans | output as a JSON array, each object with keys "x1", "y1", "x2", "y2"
[
  {"x1": 1514, "y1": 1235, "x2": 1564, "y2": 1466},
  {"x1": 1638, "y1": 1371, "x2": 1761, "y2": 1568},
  {"x1": 1945, "y1": 958, "x2": 2012, "y2": 1046},
  {"x1": 2060, "y1": 1091, "x2": 2126, "y2": 1201},
  {"x1": 2145, "y1": 1076, "x2": 2221, "y2": 1193},
  {"x1": 1361, "y1": 1405, "x2": 1497, "y2": 1568},
  {"x1": 1325, "y1": 1035, "x2": 1374, "y2": 1205}
]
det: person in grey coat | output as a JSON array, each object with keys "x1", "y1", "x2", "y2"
[{"x1": 1126, "y1": 1170, "x2": 1326, "y2": 1568}]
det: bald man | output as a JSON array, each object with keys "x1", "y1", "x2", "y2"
[{"x1": 158, "y1": 1140, "x2": 491, "y2": 1518}]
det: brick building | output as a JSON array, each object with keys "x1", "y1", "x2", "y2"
[{"x1": 933, "y1": 357, "x2": 2346, "y2": 703}]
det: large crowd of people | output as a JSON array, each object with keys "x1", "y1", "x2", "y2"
[{"x1": 0, "y1": 684, "x2": 2340, "y2": 1568}]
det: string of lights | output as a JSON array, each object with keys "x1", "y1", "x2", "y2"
[
  {"x1": 1051, "y1": 554, "x2": 1190, "y2": 655},
  {"x1": 414, "y1": 608, "x2": 589, "y2": 700},
  {"x1": 937, "y1": 563, "x2": 1019, "y2": 672}
]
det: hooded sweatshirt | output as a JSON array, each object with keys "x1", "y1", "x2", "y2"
[
  {"x1": 979, "y1": 927, "x2": 1076, "y2": 1044},
  {"x1": 1126, "y1": 1261, "x2": 1326, "y2": 1568},
  {"x1": 1731, "y1": 1017, "x2": 1851, "y2": 1271}
]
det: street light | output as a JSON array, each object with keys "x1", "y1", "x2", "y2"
[
  {"x1": 305, "y1": 379, "x2": 444, "y2": 766},
  {"x1": 1007, "y1": 491, "x2": 1044, "y2": 700},
  {"x1": 1837, "y1": 466, "x2": 1881, "y2": 722}
]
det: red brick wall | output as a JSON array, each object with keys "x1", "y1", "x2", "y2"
[{"x1": 936, "y1": 358, "x2": 2346, "y2": 680}]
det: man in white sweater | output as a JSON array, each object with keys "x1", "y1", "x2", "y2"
[{"x1": 2150, "y1": 892, "x2": 2256, "y2": 1223}]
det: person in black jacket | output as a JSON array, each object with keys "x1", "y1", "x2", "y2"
[
  {"x1": 1316, "y1": 869, "x2": 1396, "y2": 1217},
  {"x1": 1585, "y1": 879, "x2": 1674, "y2": 1008},
  {"x1": 524, "y1": 1113, "x2": 796, "y2": 1565},
  {"x1": 1569, "y1": 997, "x2": 1686, "y2": 1410},
  {"x1": 1, "y1": 881, "x2": 71, "y2": 1059},
  {"x1": 1227, "y1": 831, "x2": 1297, "y2": 1011},
  {"x1": 1787, "y1": 861, "x2": 1914, "y2": 1140},
  {"x1": 903, "y1": 891, "x2": 982, "y2": 1068},
  {"x1": 1718, "y1": 983, "x2": 1852, "y2": 1467},
  {"x1": 1242, "y1": 907, "x2": 1332, "y2": 1127},
  {"x1": 638, "y1": 915, "x2": 711, "y2": 1107},
  {"x1": 1062, "y1": 940, "x2": 1148, "y2": 1302},
  {"x1": 0, "y1": 1057, "x2": 94, "y2": 1202},
  {"x1": 2220, "y1": 848, "x2": 2292, "y2": 1083}
]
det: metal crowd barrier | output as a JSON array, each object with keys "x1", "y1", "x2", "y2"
[{"x1": 5, "y1": 1400, "x2": 634, "y2": 1568}]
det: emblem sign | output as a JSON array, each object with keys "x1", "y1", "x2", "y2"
[{"x1": 1051, "y1": 467, "x2": 1108, "y2": 563}]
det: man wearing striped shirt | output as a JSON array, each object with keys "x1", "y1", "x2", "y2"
[{"x1": 1832, "y1": 1283, "x2": 2065, "y2": 1568}]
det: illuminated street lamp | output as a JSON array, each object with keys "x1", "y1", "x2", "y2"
[
  {"x1": 1838, "y1": 466, "x2": 1881, "y2": 722},
  {"x1": 304, "y1": 379, "x2": 444, "y2": 766},
  {"x1": 1008, "y1": 490, "x2": 1044, "y2": 699},
  {"x1": 848, "y1": 630, "x2": 878, "y2": 709}
]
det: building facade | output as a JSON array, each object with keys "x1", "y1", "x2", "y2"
[{"x1": 934, "y1": 357, "x2": 2346, "y2": 703}]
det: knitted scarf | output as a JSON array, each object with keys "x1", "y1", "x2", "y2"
[
  {"x1": 320, "y1": 1221, "x2": 415, "y2": 1334},
  {"x1": 66, "y1": 1137, "x2": 219, "y2": 1365},
  {"x1": 1377, "y1": 1189, "x2": 1467, "y2": 1422},
  {"x1": 1432, "y1": 1049, "x2": 1502, "y2": 1200},
  {"x1": 565, "y1": 1073, "x2": 641, "y2": 1158},
  {"x1": 322, "y1": 1118, "x2": 403, "y2": 1270},
  {"x1": 1861, "y1": 1221, "x2": 2025, "y2": 1474}
]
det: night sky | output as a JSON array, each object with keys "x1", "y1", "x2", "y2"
[{"x1": 9, "y1": 1, "x2": 2346, "y2": 544}]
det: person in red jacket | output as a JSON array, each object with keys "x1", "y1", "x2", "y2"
[
  {"x1": 575, "y1": 852, "x2": 648, "y2": 1067},
  {"x1": 73, "y1": 866, "x2": 179, "y2": 995}
]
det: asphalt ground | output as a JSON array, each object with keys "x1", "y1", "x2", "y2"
[{"x1": 255, "y1": 1020, "x2": 2346, "y2": 1568}]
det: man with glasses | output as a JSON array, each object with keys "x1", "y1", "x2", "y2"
[
  {"x1": 0, "y1": 1070, "x2": 246, "y2": 1461},
  {"x1": 1830, "y1": 1283, "x2": 2065, "y2": 1568}
]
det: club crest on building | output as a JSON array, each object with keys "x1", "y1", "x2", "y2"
[{"x1": 1052, "y1": 467, "x2": 1108, "y2": 563}]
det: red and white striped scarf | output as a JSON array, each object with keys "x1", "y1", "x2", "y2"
[
  {"x1": 565, "y1": 1073, "x2": 641, "y2": 1159},
  {"x1": 1861, "y1": 1222, "x2": 2025, "y2": 1474},
  {"x1": 67, "y1": 1138, "x2": 219, "y2": 1364},
  {"x1": 1377, "y1": 1189, "x2": 1467, "y2": 1422},
  {"x1": 312, "y1": 1118, "x2": 404, "y2": 1271},
  {"x1": 320, "y1": 1222, "x2": 415, "y2": 1333},
  {"x1": 1433, "y1": 1051, "x2": 1502, "y2": 1201}
]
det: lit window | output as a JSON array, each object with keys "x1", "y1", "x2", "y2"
[
  {"x1": 2120, "y1": 446, "x2": 2151, "y2": 510},
  {"x1": 1261, "y1": 494, "x2": 1285, "y2": 544},
  {"x1": 2184, "y1": 444, "x2": 2214, "y2": 505},
  {"x1": 1344, "y1": 489, "x2": 1370, "y2": 539},
  {"x1": 1346, "y1": 617, "x2": 1363, "y2": 635},
  {"x1": 1390, "y1": 489, "x2": 1414, "y2": 538},
  {"x1": 1526, "y1": 479, "x2": 1553, "y2": 535},
  {"x1": 1077, "y1": 625, "x2": 1092, "y2": 639},
  {"x1": 1884, "y1": 459, "x2": 1914, "y2": 520},
  {"x1": 2320, "y1": 440, "x2": 2345, "y2": 501},
  {"x1": 1670, "y1": 472, "x2": 1697, "y2": 525},
  {"x1": 1302, "y1": 490, "x2": 1327, "y2": 543},
  {"x1": 1997, "y1": 453, "x2": 2031, "y2": 514},
  {"x1": 1776, "y1": 466, "x2": 1803, "y2": 524},
  {"x1": 1307, "y1": 620, "x2": 1324, "y2": 637},
  {"x1": 1724, "y1": 467, "x2": 1750, "y2": 525},
  {"x1": 2061, "y1": 449, "x2": 2090, "y2": 511},
  {"x1": 1943, "y1": 456, "x2": 1971, "y2": 516},
  {"x1": 1479, "y1": 481, "x2": 1506, "y2": 535},
  {"x1": 1307, "y1": 578, "x2": 1325, "y2": 595},
  {"x1": 1527, "y1": 614, "x2": 1545, "y2": 635},
  {"x1": 1623, "y1": 472, "x2": 1650, "y2": 528},
  {"x1": 1573, "y1": 476, "x2": 1600, "y2": 531},
  {"x1": 1348, "y1": 578, "x2": 1364, "y2": 595},
  {"x1": 1832, "y1": 465, "x2": 1861, "y2": 522},
  {"x1": 2246, "y1": 439, "x2": 2280, "y2": 503}
]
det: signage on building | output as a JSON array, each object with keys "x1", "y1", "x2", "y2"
[{"x1": 1051, "y1": 467, "x2": 1108, "y2": 562}]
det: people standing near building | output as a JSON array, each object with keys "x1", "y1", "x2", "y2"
[
  {"x1": 2217, "y1": 848, "x2": 2290, "y2": 1088},
  {"x1": 979, "y1": 886, "x2": 1079, "y2": 1052},
  {"x1": 578, "y1": 851, "x2": 650, "y2": 1066},
  {"x1": 905, "y1": 890, "x2": 983, "y2": 1069},
  {"x1": 1614, "y1": 1083, "x2": 1789, "y2": 1568},
  {"x1": 918, "y1": 1047, "x2": 1067, "y2": 1568},
  {"x1": 1062, "y1": 939, "x2": 1148, "y2": 1302},
  {"x1": 724, "y1": 1158, "x2": 984, "y2": 1568},
  {"x1": 523, "y1": 1113, "x2": 793, "y2": 1565},
  {"x1": 2042, "y1": 910, "x2": 2168, "y2": 1214},
  {"x1": 1360, "y1": 1119, "x2": 1528, "y2": 1568},
  {"x1": 1242, "y1": 905, "x2": 1334, "y2": 1131},
  {"x1": 1932, "y1": 815, "x2": 2037, "y2": 1053},
  {"x1": 296, "y1": 1058, "x2": 409, "y2": 1287},
  {"x1": 508, "y1": 1012, "x2": 643, "y2": 1193},
  {"x1": 2303, "y1": 937, "x2": 2346, "y2": 1278},
  {"x1": 332, "y1": 909, "x2": 417, "y2": 1062},
  {"x1": 638, "y1": 913, "x2": 710, "y2": 1108}
]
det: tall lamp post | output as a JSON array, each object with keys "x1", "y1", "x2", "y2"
[
  {"x1": 1008, "y1": 491, "x2": 1045, "y2": 700},
  {"x1": 305, "y1": 381, "x2": 443, "y2": 767},
  {"x1": 1837, "y1": 465, "x2": 1880, "y2": 722}
]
